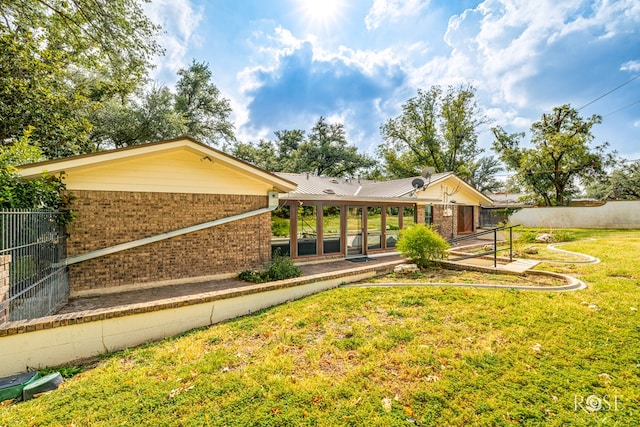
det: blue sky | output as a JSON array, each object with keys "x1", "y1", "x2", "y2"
[{"x1": 144, "y1": 0, "x2": 640, "y2": 163}]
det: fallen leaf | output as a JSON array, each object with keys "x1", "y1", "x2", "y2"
[{"x1": 382, "y1": 397, "x2": 393, "y2": 413}]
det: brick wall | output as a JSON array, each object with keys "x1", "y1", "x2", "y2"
[
  {"x1": 433, "y1": 205, "x2": 456, "y2": 240},
  {"x1": 0, "y1": 255, "x2": 10, "y2": 324},
  {"x1": 67, "y1": 191, "x2": 270, "y2": 294}
]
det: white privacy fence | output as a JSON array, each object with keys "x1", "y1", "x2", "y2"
[{"x1": 508, "y1": 201, "x2": 640, "y2": 229}]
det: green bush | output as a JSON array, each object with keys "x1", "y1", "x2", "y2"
[
  {"x1": 265, "y1": 252, "x2": 302, "y2": 281},
  {"x1": 396, "y1": 224, "x2": 449, "y2": 267},
  {"x1": 516, "y1": 230, "x2": 538, "y2": 243},
  {"x1": 238, "y1": 251, "x2": 302, "y2": 283}
]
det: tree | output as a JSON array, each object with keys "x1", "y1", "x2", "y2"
[
  {"x1": 174, "y1": 61, "x2": 235, "y2": 145},
  {"x1": 0, "y1": 129, "x2": 73, "y2": 220},
  {"x1": 227, "y1": 130, "x2": 305, "y2": 172},
  {"x1": 468, "y1": 156, "x2": 503, "y2": 194},
  {"x1": 586, "y1": 161, "x2": 640, "y2": 200},
  {"x1": 492, "y1": 104, "x2": 613, "y2": 206},
  {"x1": 296, "y1": 117, "x2": 376, "y2": 177},
  {"x1": 89, "y1": 85, "x2": 188, "y2": 149},
  {"x1": 1, "y1": 0, "x2": 163, "y2": 157},
  {"x1": 230, "y1": 117, "x2": 375, "y2": 177},
  {"x1": 88, "y1": 62, "x2": 233, "y2": 149},
  {"x1": 378, "y1": 84, "x2": 486, "y2": 179}
]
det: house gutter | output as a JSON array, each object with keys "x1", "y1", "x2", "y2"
[{"x1": 64, "y1": 191, "x2": 280, "y2": 266}]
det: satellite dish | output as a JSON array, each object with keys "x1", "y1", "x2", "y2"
[
  {"x1": 411, "y1": 178, "x2": 425, "y2": 189},
  {"x1": 421, "y1": 167, "x2": 435, "y2": 178}
]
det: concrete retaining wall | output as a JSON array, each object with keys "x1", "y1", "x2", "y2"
[
  {"x1": 0, "y1": 261, "x2": 402, "y2": 377},
  {"x1": 509, "y1": 200, "x2": 640, "y2": 229}
]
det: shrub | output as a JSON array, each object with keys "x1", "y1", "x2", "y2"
[
  {"x1": 551, "y1": 230, "x2": 576, "y2": 242},
  {"x1": 396, "y1": 224, "x2": 449, "y2": 267},
  {"x1": 265, "y1": 252, "x2": 302, "y2": 281},
  {"x1": 238, "y1": 250, "x2": 302, "y2": 283}
]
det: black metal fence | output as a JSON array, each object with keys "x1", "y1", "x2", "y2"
[{"x1": 0, "y1": 210, "x2": 68, "y2": 323}]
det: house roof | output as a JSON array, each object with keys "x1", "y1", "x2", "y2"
[
  {"x1": 275, "y1": 172, "x2": 493, "y2": 205},
  {"x1": 18, "y1": 136, "x2": 297, "y2": 193}
]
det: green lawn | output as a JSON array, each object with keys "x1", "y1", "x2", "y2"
[{"x1": 1, "y1": 230, "x2": 639, "y2": 426}]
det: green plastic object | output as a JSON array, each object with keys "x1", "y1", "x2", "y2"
[
  {"x1": 22, "y1": 372, "x2": 63, "y2": 401},
  {"x1": 0, "y1": 372, "x2": 39, "y2": 402}
]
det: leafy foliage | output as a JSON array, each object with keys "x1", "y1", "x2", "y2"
[
  {"x1": 493, "y1": 104, "x2": 614, "y2": 206},
  {"x1": 230, "y1": 117, "x2": 375, "y2": 176},
  {"x1": 397, "y1": 224, "x2": 449, "y2": 267},
  {"x1": 1, "y1": 0, "x2": 162, "y2": 157},
  {"x1": 174, "y1": 60, "x2": 235, "y2": 145},
  {"x1": 238, "y1": 251, "x2": 302, "y2": 283},
  {"x1": 378, "y1": 84, "x2": 487, "y2": 180},
  {"x1": 468, "y1": 156, "x2": 503, "y2": 194},
  {"x1": 586, "y1": 160, "x2": 640, "y2": 200},
  {"x1": 88, "y1": 62, "x2": 234, "y2": 148},
  {"x1": 0, "y1": 131, "x2": 74, "y2": 222}
]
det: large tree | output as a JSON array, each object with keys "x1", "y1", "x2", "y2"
[
  {"x1": 88, "y1": 85, "x2": 188, "y2": 149},
  {"x1": 378, "y1": 84, "x2": 486, "y2": 179},
  {"x1": 88, "y1": 62, "x2": 234, "y2": 149},
  {"x1": 586, "y1": 160, "x2": 640, "y2": 200},
  {"x1": 468, "y1": 156, "x2": 503, "y2": 194},
  {"x1": 297, "y1": 117, "x2": 375, "y2": 177},
  {"x1": 230, "y1": 117, "x2": 375, "y2": 176},
  {"x1": 492, "y1": 104, "x2": 613, "y2": 206},
  {"x1": 174, "y1": 61, "x2": 235, "y2": 145},
  {"x1": 0, "y1": 0, "x2": 162, "y2": 157}
]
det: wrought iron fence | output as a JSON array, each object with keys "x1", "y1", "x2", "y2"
[{"x1": 0, "y1": 210, "x2": 68, "y2": 323}]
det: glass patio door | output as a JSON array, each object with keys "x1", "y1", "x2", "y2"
[{"x1": 346, "y1": 206, "x2": 364, "y2": 257}]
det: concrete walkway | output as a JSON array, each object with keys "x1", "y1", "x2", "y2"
[{"x1": 58, "y1": 254, "x2": 406, "y2": 314}]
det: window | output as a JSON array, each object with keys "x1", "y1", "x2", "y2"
[
  {"x1": 403, "y1": 206, "x2": 416, "y2": 228},
  {"x1": 297, "y1": 204, "x2": 317, "y2": 256},
  {"x1": 425, "y1": 205, "x2": 433, "y2": 225},
  {"x1": 367, "y1": 207, "x2": 382, "y2": 250},
  {"x1": 271, "y1": 205, "x2": 291, "y2": 256},
  {"x1": 385, "y1": 206, "x2": 399, "y2": 248},
  {"x1": 322, "y1": 205, "x2": 341, "y2": 254}
]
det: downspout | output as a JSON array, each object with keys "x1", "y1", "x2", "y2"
[{"x1": 64, "y1": 191, "x2": 280, "y2": 266}]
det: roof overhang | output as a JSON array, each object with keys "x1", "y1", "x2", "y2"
[
  {"x1": 17, "y1": 136, "x2": 297, "y2": 193},
  {"x1": 279, "y1": 194, "x2": 442, "y2": 204}
]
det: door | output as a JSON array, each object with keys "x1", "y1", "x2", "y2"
[
  {"x1": 457, "y1": 205, "x2": 474, "y2": 235},
  {"x1": 346, "y1": 206, "x2": 364, "y2": 256}
]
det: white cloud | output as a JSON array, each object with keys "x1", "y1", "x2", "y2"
[
  {"x1": 365, "y1": 0, "x2": 429, "y2": 30},
  {"x1": 621, "y1": 60, "x2": 640, "y2": 72},
  {"x1": 143, "y1": 0, "x2": 204, "y2": 83},
  {"x1": 432, "y1": 0, "x2": 640, "y2": 111}
]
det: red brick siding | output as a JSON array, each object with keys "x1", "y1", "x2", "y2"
[{"x1": 67, "y1": 191, "x2": 270, "y2": 293}]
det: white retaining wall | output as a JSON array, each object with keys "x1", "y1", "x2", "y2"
[
  {"x1": 509, "y1": 200, "x2": 640, "y2": 229},
  {"x1": 0, "y1": 271, "x2": 378, "y2": 378}
]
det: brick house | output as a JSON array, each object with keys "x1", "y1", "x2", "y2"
[
  {"x1": 18, "y1": 137, "x2": 296, "y2": 297},
  {"x1": 17, "y1": 136, "x2": 491, "y2": 296}
]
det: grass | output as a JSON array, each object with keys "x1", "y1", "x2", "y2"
[{"x1": 2, "y1": 229, "x2": 640, "y2": 426}]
